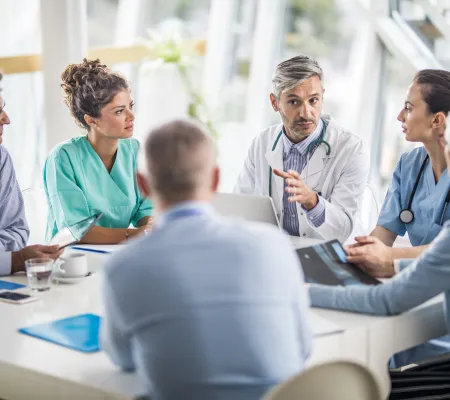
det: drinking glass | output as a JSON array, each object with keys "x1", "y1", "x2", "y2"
[{"x1": 25, "y1": 258, "x2": 54, "y2": 292}]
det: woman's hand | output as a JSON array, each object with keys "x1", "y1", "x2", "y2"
[{"x1": 345, "y1": 236, "x2": 395, "y2": 278}]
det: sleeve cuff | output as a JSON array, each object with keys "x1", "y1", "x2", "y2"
[
  {"x1": 397, "y1": 258, "x2": 415, "y2": 273},
  {"x1": 0, "y1": 252, "x2": 12, "y2": 276},
  {"x1": 303, "y1": 195, "x2": 326, "y2": 228},
  {"x1": 309, "y1": 284, "x2": 340, "y2": 308},
  {"x1": 393, "y1": 259, "x2": 401, "y2": 275},
  {"x1": 132, "y1": 200, "x2": 153, "y2": 227},
  {"x1": 133, "y1": 212, "x2": 150, "y2": 227},
  {"x1": 377, "y1": 219, "x2": 406, "y2": 238}
]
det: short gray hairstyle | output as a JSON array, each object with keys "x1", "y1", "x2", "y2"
[
  {"x1": 143, "y1": 119, "x2": 216, "y2": 202},
  {"x1": 272, "y1": 55, "x2": 323, "y2": 98}
]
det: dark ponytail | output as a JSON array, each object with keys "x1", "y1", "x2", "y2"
[{"x1": 414, "y1": 69, "x2": 450, "y2": 114}]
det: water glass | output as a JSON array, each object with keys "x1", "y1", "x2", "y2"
[{"x1": 25, "y1": 258, "x2": 54, "y2": 292}]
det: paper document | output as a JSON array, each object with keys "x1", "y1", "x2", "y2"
[{"x1": 310, "y1": 312, "x2": 344, "y2": 336}]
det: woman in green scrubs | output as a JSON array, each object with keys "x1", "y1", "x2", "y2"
[{"x1": 44, "y1": 59, "x2": 152, "y2": 244}]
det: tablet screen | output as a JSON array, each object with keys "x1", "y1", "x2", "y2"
[
  {"x1": 296, "y1": 239, "x2": 380, "y2": 286},
  {"x1": 48, "y1": 213, "x2": 103, "y2": 248}
]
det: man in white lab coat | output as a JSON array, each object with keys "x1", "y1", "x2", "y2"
[{"x1": 234, "y1": 55, "x2": 369, "y2": 243}]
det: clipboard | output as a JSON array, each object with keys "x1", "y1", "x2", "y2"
[{"x1": 18, "y1": 313, "x2": 101, "y2": 353}]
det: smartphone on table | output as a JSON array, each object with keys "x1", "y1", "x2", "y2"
[{"x1": 0, "y1": 291, "x2": 38, "y2": 304}]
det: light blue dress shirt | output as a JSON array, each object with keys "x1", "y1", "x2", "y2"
[
  {"x1": 282, "y1": 119, "x2": 326, "y2": 236},
  {"x1": 101, "y1": 201, "x2": 312, "y2": 400},
  {"x1": 0, "y1": 145, "x2": 29, "y2": 275},
  {"x1": 310, "y1": 221, "x2": 450, "y2": 366},
  {"x1": 378, "y1": 146, "x2": 450, "y2": 246},
  {"x1": 375, "y1": 146, "x2": 450, "y2": 365}
]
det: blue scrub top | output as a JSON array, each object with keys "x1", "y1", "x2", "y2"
[
  {"x1": 378, "y1": 146, "x2": 450, "y2": 246},
  {"x1": 44, "y1": 136, "x2": 152, "y2": 240}
]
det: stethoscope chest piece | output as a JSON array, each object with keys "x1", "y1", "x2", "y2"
[
  {"x1": 398, "y1": 154, "x2": 428, "y2": 225},
  {"x1": 399, "y1": 209, "x2": 414, "y2": 224}
]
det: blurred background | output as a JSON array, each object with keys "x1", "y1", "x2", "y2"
[{"x1": 1, "y1": 0, "x2": 449, "y2": 198}]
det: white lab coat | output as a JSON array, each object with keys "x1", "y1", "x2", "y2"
[{"x1": 234, "y1": 115, "x2": 369, "y2": 243}]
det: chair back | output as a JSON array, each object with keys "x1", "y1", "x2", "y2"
[
  {"x1": 22, "y1": 188, "x2": 48, "y2": 245},
  {"x1": 263, "y1": 360, "x2": 383, "y2": 400}
]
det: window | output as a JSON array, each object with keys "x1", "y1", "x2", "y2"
[
  {"x1": 275, "y1": 0, "x2": 368, "y2": 127},
  {"x1": 378, "y1": 52, "x2": 416, "y2": 191},
  {"x1": 1, "y1": 0, "x2": 43, "y2": 189}
]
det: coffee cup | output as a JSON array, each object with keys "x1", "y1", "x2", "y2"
[{"x1": 55, "y1": 253, "x2": 88, "y2": 278}]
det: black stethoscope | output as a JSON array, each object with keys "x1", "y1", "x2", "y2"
[
  {"x1": 399, "y1": 154, "x2": 450, "y2": 225},
  {"x1": 268, "y1": 119, "x2": 331, "y2": 197}
]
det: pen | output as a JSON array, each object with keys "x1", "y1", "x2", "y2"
[{"x1": 70, "y1": 246, "x2": 110, "y2": 254}]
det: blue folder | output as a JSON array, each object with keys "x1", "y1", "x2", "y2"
[
  {"x1": 18, "y1": 313, "x2": 101, "y2": 353},
  {"x1": 0, "y1": 280, "x2": 26, "y2": 290}
]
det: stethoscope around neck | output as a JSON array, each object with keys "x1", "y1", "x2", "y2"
[
  {"x1": 399, "y1": 154, "x2": 450, "y2": 225},
  {"x1": 268, "y1": 120, "x2": 331, "y2": 198}
]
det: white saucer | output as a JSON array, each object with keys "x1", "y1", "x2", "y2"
[{"x1": 52, "y1": 272, "x2": 93, "y2": 284}]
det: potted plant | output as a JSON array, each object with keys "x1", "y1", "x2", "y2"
[{"x1": 136, "y1": 32, "x2": 218, "y2": 140}]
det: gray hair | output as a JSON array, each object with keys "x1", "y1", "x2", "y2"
[
  {"x1": 143, "y1": 119, "x2": 216, "y2": 203},
  {"x1": 272, "y1": 55, "x2": 323, "y2": 98}
]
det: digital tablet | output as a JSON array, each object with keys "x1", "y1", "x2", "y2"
[
  {"x1": 48, "y1": 213, "x2": 103, "y2": 249},
  {"x1": 296, "y1": 239, "x2": 381, "y2": 286}
]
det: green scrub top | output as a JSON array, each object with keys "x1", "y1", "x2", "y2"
[{"x1": 43, "y1": 136, "x2": 152, "y2": 240}]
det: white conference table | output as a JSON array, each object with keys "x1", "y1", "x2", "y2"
[{"x1": 0, "y1": 244, "x2": 447, "y2": 400}]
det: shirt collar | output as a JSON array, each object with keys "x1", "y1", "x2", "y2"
[
  {"x1": 282, "y1": 118, "x2": 324, "y2": 157},
  {"x1": 155, "y1": 200, "x2": 213, "y2": 228}
]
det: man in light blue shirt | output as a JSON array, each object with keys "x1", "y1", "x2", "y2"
[
  {"x1": 309, "y1": 118, "x2": 450, "y2": 369},
  {"x1": 101, "y1": 119, "x2": 312, "y2": 400},
  {"x1": 0, "y1": 73, "x2": 62, "y2": 275},
  {"x1": 310, "y1": 224, "x2": 450, "y2": 367}
]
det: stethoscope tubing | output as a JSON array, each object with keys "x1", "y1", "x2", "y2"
[
  {"x1": 399, "y1": 153, "x2": 450, "y2": 226},
  {"x1": 268, "y1": 120, "x2": 331, "y2": 197}
]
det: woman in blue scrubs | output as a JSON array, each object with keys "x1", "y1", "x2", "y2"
[
  {"x1": 44, "y1": 59, "x2": 152, "y2": 244},
  {"x1": 346, "y1": 70, "x2": 450, "y2": 277},
  {"x1": 345, "y1": 69, "x2": 450, "y2": 367}
]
